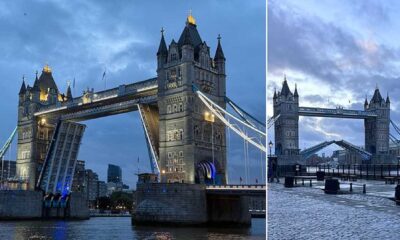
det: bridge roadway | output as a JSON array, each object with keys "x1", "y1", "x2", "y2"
[
  {"x1": 299, "y1": 106, "x2": 377, "y2": 119},
  {"x1": 34, "y1": 78, "x2": 158, "y2": 121},
  {"x1": 206, "y1": 184, "x2": 266, "y2": 196}
]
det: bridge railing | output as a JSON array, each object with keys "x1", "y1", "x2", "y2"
[
  {"x1": 206, "y1": 184, "x2": 266, "y2": 190},
  {"x1": 278, "y1": 164, "x2": 400, "y2": 180}
]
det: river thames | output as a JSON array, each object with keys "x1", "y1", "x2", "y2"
[{"x1": 0, "y1": 217, "x2": 265, "y2": 240}]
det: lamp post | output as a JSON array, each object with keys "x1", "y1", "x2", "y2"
[
  {"x1": 269, "y1": 141, "x2": 273, "y2": 157},
  {"x1": 161, "y1": 169, "x2": 166, "y2": 183},
  {"x1": 204, "y1": 111, "x2": 216, "y2": 185}
]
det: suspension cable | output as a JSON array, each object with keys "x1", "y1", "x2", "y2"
[
  {"x1": 243, "y1": 137, "x2": 248, "y2": 184},
  {"x1": 194, "y1": 87, "x2": 265, "y2": 136},
  {"x1": 196, "y1": 93, "x2": 266, "y2": 152}
]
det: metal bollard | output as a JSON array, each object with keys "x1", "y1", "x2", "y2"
[
  {"x1": 363, "y1": 184, "x2": 366, "y2": 194},
  {"x1": 350, "y1": 183, "x2": 353, "y2": 192}
]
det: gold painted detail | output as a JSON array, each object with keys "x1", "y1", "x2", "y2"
[
  {"x1": 187, "y1": 10, "x2": 196, "y2": 25},
  {"x1": 43, "y1": 64, "x2": 52, "y2": 73}
]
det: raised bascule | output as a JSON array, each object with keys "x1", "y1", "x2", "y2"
[
  {"x1": 8, "y1": 14, "x2": 266, "y2": 225},
  {"x1": 272, "y1": 76, "x2": 396, "y2": 165}
]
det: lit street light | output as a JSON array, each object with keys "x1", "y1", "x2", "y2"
[
  {"x1": 204, "y1": 111, "x2": 216, "y2": 185},
  {"x1": 269, "y1": 141, "x2": 273, "y2": 157}
]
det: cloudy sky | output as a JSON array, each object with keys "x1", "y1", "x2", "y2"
[
  {"x1": 0, "y1": 0, "x2": 265, "y2": 187},
  {"x1": 268, "y1": 0, "x2": 400, "y2": 154}
]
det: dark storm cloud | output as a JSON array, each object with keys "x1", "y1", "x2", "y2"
[{"x1": 0, "y1": 0, "x2": 265, "y2": 187}]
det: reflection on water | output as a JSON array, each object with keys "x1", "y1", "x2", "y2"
[{"x1": 0, "y1": 217, "x2": 265, "y2": 240}]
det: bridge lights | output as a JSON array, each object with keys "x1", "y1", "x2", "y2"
[
  {"x1": 204, "y1": 111, "x2": 215, "y2": 122},
  {"x1": 204, "y1": 111, "x2": 216, "y2": 184},
  {"x1": 40, "y1": 118, "x2": 47, "y2": 126}
]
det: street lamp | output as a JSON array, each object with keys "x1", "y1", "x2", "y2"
[
  {"x1": 269, "y1": 141, "x2": 273, "y2": 157},
  {"x1": 161, "y1": 169, "x2": 166, "y2": 183},
  {"x1": 204, "y1": 111, "x2": 216, "y2": 184}
]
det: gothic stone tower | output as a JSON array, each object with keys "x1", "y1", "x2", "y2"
[
  {"x1": 17, "y1": 65, "x2": 72, "y2": 189},
  {"x1": 273, "y1": 77, "x2": 300, "y2": 165},
  {"x1": 157, "y1": 14, "x2": 227, "y2": 184},
  {"x1": 364, "y1": 87, "x2": 391, "y2": 163}
]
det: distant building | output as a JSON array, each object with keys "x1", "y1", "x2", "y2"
[
  {"x1": 72, "y1": 160, "x2": 85, "y2": 192},
  {"x1": 84, "y1": 169, "x2": 99, "y2": 203},
  {"x1": 97, "y1": 180, "x2": 108, "y2": 198},
  {"x1": 107, "y1": 181, "x2": 123, "y2": 195},
  {"x1": 332, "y1": 150, "x2": 362, "y2": 165},
  {"x1": 0, "y1": 160, "x2": 16, "y2": 179},
  {"x1": 123, "y1": 184, "x2": 129, "y2": 190},
  {"x1": 107, "y1": 164, "x2": 122, "y2": 183}
]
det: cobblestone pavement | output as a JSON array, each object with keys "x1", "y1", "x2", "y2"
[{"x1": 268, "y1": 183, "x2": 400, "y2": 240}]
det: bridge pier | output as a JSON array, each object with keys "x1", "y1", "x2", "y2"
[
  {"x1": 132, "y1": 183, "x2": 253, "y2": 226},
  {"x1": 207, "y1": 194, "x2": 251, "y2": 226}
]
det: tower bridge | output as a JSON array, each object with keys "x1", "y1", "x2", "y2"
[
  {"x1": 272, "y1": 76, "x2": 394, "y2": 165},
  {"x1": 0, "y1": 13, "x2": 265, "y2": 225},
  {"x1": 13, "y1": 13, "x2": 265, "y2": 196}
]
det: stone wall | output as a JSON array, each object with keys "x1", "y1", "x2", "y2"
[
  {"x1": 0, "y1": 190, "x2": 42, "y2": 219},
  {"x1": 0, "y1": 190, "x2": 89, "y2": 220},
  {"x1": 133, "y1": 183, "x2": 208, "y2": 225},
  {"x1": 207, "y1": 194, "x2": 251, "y2": 226},
  {"x1": 69, "y1": 192, "x2": 89, "y2": 219}
]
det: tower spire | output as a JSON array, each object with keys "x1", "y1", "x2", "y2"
[
  {"x1": 19, "y1": 75, "x2": 26, "y2": 95},
  {"x1": 294, "y1": 83, "x2": 299, "y2": 97},
  {"x1": 214, "y1": 34, "x2": 225, "y2": 60},
  {"x1": 157, "y1": 27, "x2": 168, "y2": 56},
  {"x1": 386, "y1": 92, "x2": 390, "y2": 104}
]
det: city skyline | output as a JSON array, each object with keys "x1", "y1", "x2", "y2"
[{"x1": 0, "y1": 0, "x2": 265, "y2": 187}]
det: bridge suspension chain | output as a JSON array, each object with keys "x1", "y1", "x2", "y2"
[
  {"x1": 267, "y1": 114, "x2": 280, "y2": 129},
  {"x1": 193, "y1": 86, "x2": 266, "y2": 152},
  {"x1": 226, "y1": 97, "x2": 266, "y2": 129}
]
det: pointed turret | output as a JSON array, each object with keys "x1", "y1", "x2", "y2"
[
  {"x1": 281, "y1": 76, "x2": 292, "y2": 96},
  {"x1": 181, "y1": 26, "x2": 193, "y2": 46},
  {"x1": 386, "y1": 93, "x2": 390, "y2": 104},
  {"x1": 294, "y1": 83, "x2": 299, "y2": 98},
  {"x1": 32, "y1": 70, "x2": 40, "y2": 92},
  {"x1": 157, "y1": 28, "x2": 168, "y2": 56},
  {"x1": 370, "y1": 86, "x2": 383, "y2": 103},
  {"x1": 214, "y1": 34, "x2": 225, "y2": 60},
  {"x1": 178, "y1": 12, "x2": 202, "y2": 49},
  {"x1": 364, "y1": 95, "x2": 368, "y2": 107},
  {"x1": 273, "y1": 88, "x2": 277, "y2": 99},
  {"x1": 66, "y1": 85, "x2": 72, "y2": 101},
  {"x1": 19, "y1": 78, "x2": 26, "y2": 95}
]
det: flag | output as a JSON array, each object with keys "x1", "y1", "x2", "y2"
[
  {"x1": 102, "y1": 70, "x2": 106, "y2": 80},
  {"x1": 73, "y1": 78, "x2": 75, "y2": 88},
  {"x1": 240, "y1": 176, "x2": 243, "y2": 183}
]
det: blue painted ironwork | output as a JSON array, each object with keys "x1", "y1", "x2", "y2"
[
  {"x1": 0, "y1": 127, "x2": 17, "y2": 160},
  {"x1": 300, "y1": 140, "x2": 372, "y2": 161},
  {"x1": 299, "y1": 107, "x2": 377, "y2": 119}
]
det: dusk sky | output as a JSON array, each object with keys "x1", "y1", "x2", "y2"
[
  {"x1": 0, "y1": 0, "x2": 265, "y2": 187},
  {"x1": 268, "y1": 0, "x2": 400, "y2": 155}
]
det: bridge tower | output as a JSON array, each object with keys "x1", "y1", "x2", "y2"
[
  {"x1": 364, "y1": 87, "x2": 391, "y2": 163},
  {"x1": 157, "y1": 13, "x2": 227, "y2": 184},
  {"x1": 273, "y1": 77, "x2": 300, "y2": 165},
  {"x1": 16, "y1": 65, "x2": 71, "y2": 189}
]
